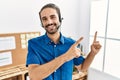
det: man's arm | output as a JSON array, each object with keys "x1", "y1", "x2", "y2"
[
  {"x1": 28, "y1": 37, "x2": 83, "y2": 80},
  {"x1": 80, "y1": 51, "x2": 96, "y2": 72},
  {"x1": 28, "y1": 53, "x2": 68, "y2": 80},
  {"x1": 79, "y1": 31, "x2": 102, "y2": 72}
]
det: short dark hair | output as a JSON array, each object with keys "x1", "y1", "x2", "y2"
[{"x1": 39, "y1": 3, "x2": 62, "y2": 23}]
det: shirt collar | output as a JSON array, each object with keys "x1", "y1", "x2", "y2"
[{"x1": 44, "y1": 32, "x2": 64, "y2": 45}]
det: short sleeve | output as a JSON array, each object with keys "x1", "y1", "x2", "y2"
[
  {"x1": 26, "y1": 40, "x2": 41, "y2": 67},
  {"x1": 73, "y1": 56, "x2": 85, "y2": 66}
]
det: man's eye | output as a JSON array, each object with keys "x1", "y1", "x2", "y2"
[
  {"x1": 51, "y1": 16, "x2": 56, "y2": 19},
  {"x1": 42, "y1": 18, "x2": 47, "y2": 21}
]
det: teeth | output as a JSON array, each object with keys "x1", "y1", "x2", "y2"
[{"x1": 48, "y1": 25, "x2": 55, "y2": 29}]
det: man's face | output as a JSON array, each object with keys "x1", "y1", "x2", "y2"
[{"x1": 40, "y1": 8, "x2": 60, "y2": 34}]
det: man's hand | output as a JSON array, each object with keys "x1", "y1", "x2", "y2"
[
  {"x1": 65, "y1": 37, "x2": 84, "y2": 61},
  {"x1": 91, "y1": 31, "x2": 101, "y2": 55}
]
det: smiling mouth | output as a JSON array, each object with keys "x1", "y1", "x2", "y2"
[{"x1": 45, "y1": 23, "x2": 57, "y2": 28}]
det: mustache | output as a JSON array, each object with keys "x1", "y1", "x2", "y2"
[{"x1": 45, "y1": 23, "x2": 57, "y2": 28}]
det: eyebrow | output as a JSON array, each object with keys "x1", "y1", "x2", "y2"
[
  {"x1": 41, "y1": 14, "x2": 57, "y2": 20},
  {"x1": 50, "y1": 14, "x2": 56, "y2": 17},
  {"x1": 41, "y1": 16, "x2": 46, "y2": 20}
]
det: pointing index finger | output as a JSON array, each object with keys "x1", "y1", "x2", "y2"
[
  {"x1": 93, "y1": 31, "x2": 97, "y2": 43},
  {"x1": 74, "y1": 37, "x2": 83, "y2": 47}
]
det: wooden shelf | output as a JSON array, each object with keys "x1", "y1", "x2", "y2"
[
  {"x1": 0, "y1": 64, "x2": 28, "y2": 80},
  {"x1": 72, "y1": 71, "x2": 87, "y2": 80}
]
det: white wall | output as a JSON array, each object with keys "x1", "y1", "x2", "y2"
[
  {"x1": 0, "y1": 0, "x2": 40, "y2": 33},
  {"x1": 77, "y1": 0, "x2": 90, "y2": 53},
  {"x1": 60, "y1": 0, "x2": 90, "y2": 53},
  {"x1": 0, "y1": 0, "x2": 90, "y2": 53}
]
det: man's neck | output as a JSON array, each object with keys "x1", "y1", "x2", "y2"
[{"x1": 47, "y1": 32, "x2": 60, "y2": 44}]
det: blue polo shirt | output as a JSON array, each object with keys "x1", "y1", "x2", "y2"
[{"x1": 26, "y1": 33, "x2": 85, "y2": 80}]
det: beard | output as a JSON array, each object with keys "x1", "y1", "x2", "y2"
[{"x1": 44, "y1": 23, "x2": 60, "y2": 34}]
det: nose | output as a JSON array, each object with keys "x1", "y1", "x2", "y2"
[{"x1": 47, "y1": 18, "x2": 53, "y2": 24}]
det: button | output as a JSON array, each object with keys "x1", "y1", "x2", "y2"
[
  {"x1": 54, "y1": 70, "x2": 56, "y2": 72},
  {"x1": 54, "y1": 45, "x2": 56, "y2": 47}
]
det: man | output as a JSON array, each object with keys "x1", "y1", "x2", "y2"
[{"x1": 26, "y1": 3, "x2": 101, "y2": 80}]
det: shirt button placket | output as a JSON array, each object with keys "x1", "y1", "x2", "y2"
[
  {"x1": 54, "y1": 44, "x2": 57, "y2": 73},
  {"x1": 54, "y1": 44, "x2": 56, "y2": 57},
  {"x1": 54, "y1": 45, "x2": 57, "y2": 80}
]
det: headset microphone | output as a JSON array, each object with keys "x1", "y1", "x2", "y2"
[
  {"x1": 61, "y1": 17, "x2": 64, "y2": 20},
  {"x1": 60, "y1": 17, "x2": 64, "y2": 23}
]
